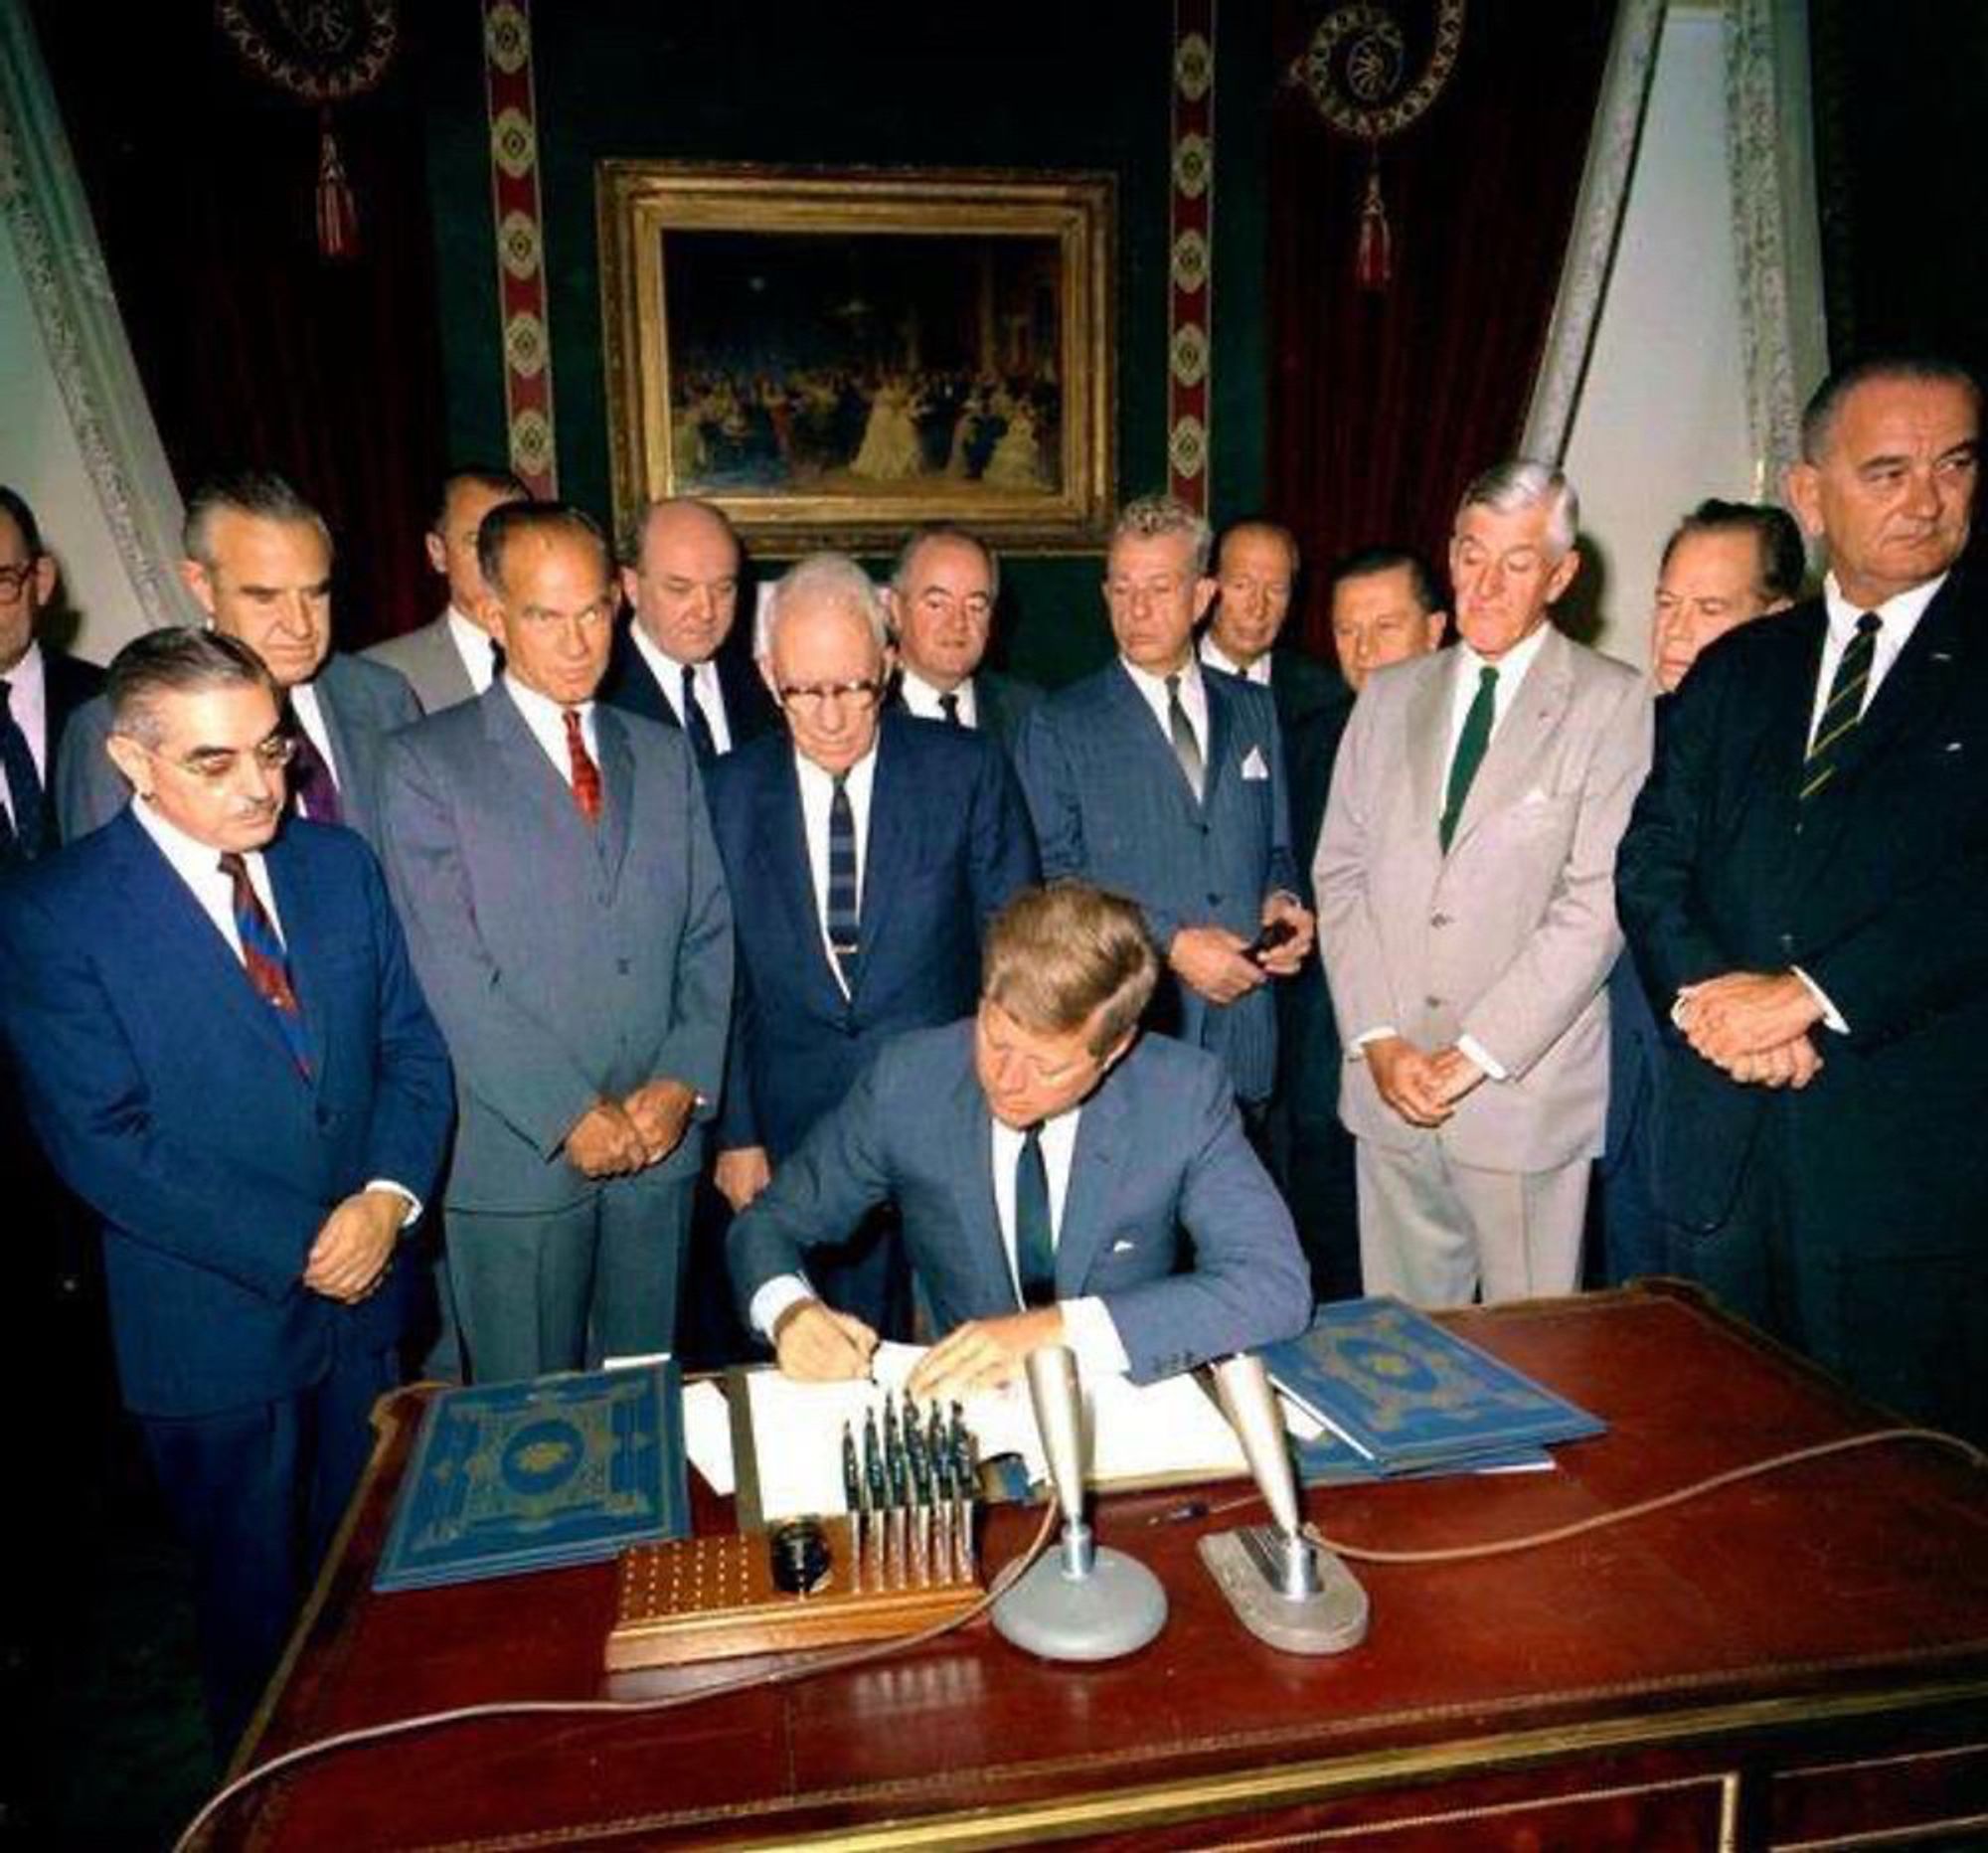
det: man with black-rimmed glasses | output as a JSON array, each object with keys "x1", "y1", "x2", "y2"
[{"x1": 704, "y1": 552, "x2": 1037, "y2": 1337}]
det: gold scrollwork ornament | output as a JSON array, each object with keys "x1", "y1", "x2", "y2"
[{"x1": 1291, "y1": 1, "x2": 1466, "y2": 289}]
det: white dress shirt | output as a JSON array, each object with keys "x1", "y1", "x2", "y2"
[
  {"x1": 501, "y1": 673, "x2": 598, "y2": 781},
  {"x1": 899, "y1": 666, "x2": 979, "y2": 728},
  {"x1": 1199, "y1": 634, "x2": 1271, "y2": 686},
  {"x1": 1119, "y1": 653, "x2": 1210, "y2": 763},
  {"x1": 446, "y1": 604, "x2": 500, "y2": 696},
  {"x1": 631, "y1": 626, "x2": 734, "y2": 755},
  {"x1": 129, "y1": 796, "x2": 418, "y2": 1218},
  {"x1": 749, "y1": 1099, "x2": 1129, "y2": 1378},
  {"x1": 0, "y1": 639, "x2": 47, "y2": 829},
  {"x1": 793, "y1": 741, "x2": 878, "y2": 994}
]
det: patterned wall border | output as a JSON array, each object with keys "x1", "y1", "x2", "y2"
[
  {"x1": 481, "y1": 0, "x2": 557, "y2": 496},
  {"x1": 1168, "y1": 0, "x2": 1215, "y2": 510}
]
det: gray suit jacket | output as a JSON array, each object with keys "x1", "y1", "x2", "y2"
[
  {"x1": 364, "y1": 613, "x2": 479, "y2": 714},
  {"x1": 378, "y1": 683, "x2": 734, "y2": 1214},
  {"x1": 56, "y1": 649, "x2": 420, "y2": 852},
  {"x1": 729, "y1": 1021, "x2": 1310, "y2": 1382},
  {"x1": 1313, "y1": 626, "x2": 1652, "y2": 1169}
]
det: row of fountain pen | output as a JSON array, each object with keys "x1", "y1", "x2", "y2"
[{"x1": 840, "y1": 1393, "x2": 979, "y2": 1588}]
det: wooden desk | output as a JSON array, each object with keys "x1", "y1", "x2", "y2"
[{"x1": 213, "y1": 1285, "x2": 1988, "y2": 1849}]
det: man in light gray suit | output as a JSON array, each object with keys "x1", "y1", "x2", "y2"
[
  {"x1": 1314, "y1": 462, "x2": 1651, "y2": 1306},
  {"x1": 57, "y1": 471, "x2": 419, "y2": 851},
  {"x1": 731, "y1": 882, "x2": 1309, "y2": 1399},
  {"x1": 364, "y1": 465, "x2": 528, "y2": 712},
  {"x1": 378, "y1": 502, "x2": 733, "y2": 1382}
]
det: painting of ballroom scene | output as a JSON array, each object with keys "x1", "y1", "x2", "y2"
[{"x1": 661, "y1": 231, "x2": 1065, "y2": 501}]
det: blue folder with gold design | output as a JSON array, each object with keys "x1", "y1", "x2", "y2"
[
  {"x1": 375, "y1": 1364, "x2": 689, "y2": 1592},
  {"x1": 1261, "y1": 1297, "x2": 1602, "y2": 1473}
]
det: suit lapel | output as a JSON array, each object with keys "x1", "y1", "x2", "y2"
[
  {"x1": 265, "y1": 832, "x2": 333, "y2": 1088},
  {"x1": 483, "y1": 683, "x2": 594, "y2": 856},
  {"x1": 764, "y1": 746, "x2": 846, "y2": 1010},
  {"x1": 1407, "y1": 653, "x2": 1453, "y2": 840},
  {"x1": 946, "y1": 1062, "x2": 1008, "y2": 1306},
  {"x1": 1106, "y1": 661, "x2": 1200, "y2": 821},
  {"x1": 1200, "y1": 670, "x2": 1233, "y2": 808},
  {"x1": 1056, "y1": 1073, "x2": 1126, "y2": 1295},
  {"x1": 1449, "y1": 627, "x2": 1574, "y2": 851},
  {"x1": 856, "y1": 719, "x2": 910, "y2": 983},
  {"x1": 310, "y1": 660, "x2": 367, "y2": 835},
  {"x1": 592, "y1": 706, "x2": 635, "y2": 888}
]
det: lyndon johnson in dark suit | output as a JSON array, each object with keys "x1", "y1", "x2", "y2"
[
  {"x1": 731, "y1": 882, "x2": 1309, "y2": 1403},
  {"x1": 1618, "y1": 355, "x2": 1988, "y2": 1440},
  {"x1": 707, "y1": 552, "x2": 1038, "y2": 1329},
  {"x1": 0, "y1": 629, "x2": 450, "y2": 1750}
]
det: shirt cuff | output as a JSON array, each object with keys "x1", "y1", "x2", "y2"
[
  {"x1": 1790, "y1": 965, "x2": 1850, "y2": 1035},
  {"x1": 1060, "y1": 1295, "x2": 1130, "y2": 1378},
  {"x1": 364, "y1": 1180, "x2": 422, "y2": 1227},
  {"x1": 1352, "y1": 1025, "x2": 1398, "y2": 1054},
  {"x1": 750, "y1": 1273, "x2": 815, "y2": 1344},
  {"x1": 1455, "y1": 1034, "x2": 1507, "y2": 1082}
]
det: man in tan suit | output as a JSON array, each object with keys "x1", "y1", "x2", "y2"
[{"x1": 1313, "y1": 462, "x2": 1652, "y2": 1305}]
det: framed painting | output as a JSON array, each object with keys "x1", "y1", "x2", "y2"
[{"x1": 597, "y1": 163, "x2": 1116, "y2": 555}]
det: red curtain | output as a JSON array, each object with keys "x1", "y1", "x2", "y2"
[
  {"x1": 1267, "y1": 1, "x2": 1618, "y2": 653},
  {"x1": 32, "y1": 2, "x2": 447, "y2": 647}
]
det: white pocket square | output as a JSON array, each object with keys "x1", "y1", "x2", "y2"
[
  {"x1": 1109, "y1": 1238, "x2": 1138, "y2": 1254},
  {"x1": 1241, "y1": 746, "x2": 1269, "y2": 781}
]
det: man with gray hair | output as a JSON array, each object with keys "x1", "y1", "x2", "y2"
[
  {"x1": 885, "y1": 523, "x2": 1040, "y2": 751},
  {"x1": 704, "y1": 551, "x2": 1037, "y2": 1337},
  {"x1": 1015, "y1": 494, "x2": 1311, "y2": 1114},
  {"x1": 57, "y1": 469, "x2": 420, "y2": 849},
  {"x1": 1314, "y1": 461, "x2": 1651, "y2": 1306}
]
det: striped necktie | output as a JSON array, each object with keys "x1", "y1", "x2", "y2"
[
  {"x1": 218, "y1": 852, "x2": 311, "y2": 1074},
  {"x1": 826, "y1": 770, "x2": 860, "y2": 988},
  {"x1": 1165, "y1": 671, "x2": 1204, "y2": 801},
  {"x1": 1014, "y1": 1125, "x2": 1056, "y2": 1307},
  {"x1": 563, "y1": 708, "x2": 602, "y2": 823},
  {"x1": 1800, "y1": 612, "x2": 1881, "y2": 802}
]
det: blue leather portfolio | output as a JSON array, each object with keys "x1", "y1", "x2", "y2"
[
  {"x1": 374, "y1": 1364, "x2": 689, "y2": 1592},
  {"x1": 1261, "y1": 1297, "x2": 1603, "y2": 1473}
]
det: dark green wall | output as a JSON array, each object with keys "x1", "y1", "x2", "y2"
[{"x1": 423, "y1": 4, "x2": 1273, "y2": 688}]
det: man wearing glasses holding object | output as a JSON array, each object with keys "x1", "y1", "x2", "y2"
[
  {"x1": 0, "y1": 626, "x2": 450, "y2": 1752},
  {"x1": 705, "y1": 553, "x2": 1037, "y2": 1336},
  {"x1": 378, "y1": 503, "x2": 733, "y2": 1383}
]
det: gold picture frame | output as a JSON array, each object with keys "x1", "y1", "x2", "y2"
[{"x1": 597, "y1": 162, "x2": 1116, "y2": 555}]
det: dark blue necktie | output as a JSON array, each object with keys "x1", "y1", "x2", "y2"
[
  {"x1": 938, "y1": 691, "x2": 962, "y2": 727},
  {"x1": 680, "y1": 663, "x2": 717, "y2": 762},
  {"x1": 826, "y1": 771, "x2": 860, "y2": 988},
  {"x1": 1800, "y1": 611, "x2": 1882, "y2": 802},
  {"x1": 0, "y1": 678, "x2": 45, "y2": 860},
  {"x1": 1014, "y1": 1125, "x2": 1056, "y2": 1307}
]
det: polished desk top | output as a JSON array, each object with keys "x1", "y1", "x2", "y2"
[{"x1": 211, "y1": 1284, "x2": 1988, "y2": 1848}]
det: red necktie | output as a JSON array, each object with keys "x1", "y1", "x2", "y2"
[
  {"x1": 218, "y1": 851, "x2": 311, "y2": 1075},
  {"x1": 563, "y1": 708, "x2": 602, "y2": 824}
]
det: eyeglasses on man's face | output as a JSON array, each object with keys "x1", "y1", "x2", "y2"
[
  {"x1": 0, "y1": 561, "x2": 42, "y2": 603},
  {"x1": 125, "y1": 732, "x2": 300, "y2": 785},
  {"x1": 776, "y1": 678, "x2": 884, "y2": 715}
]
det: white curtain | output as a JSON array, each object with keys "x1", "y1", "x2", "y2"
[
  {"x1": 0, "y1": 5, "x2": 187, "y2": 646},
  {"x1": 1726, "y1": 0, "x2": 1830, "y2": 500}
]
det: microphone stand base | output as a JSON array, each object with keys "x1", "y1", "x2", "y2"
[
  {"x1": 992, "y1": 1546, "x2": 1168, "y2": 1662},
  {"x1": 1198, "y1": 1528, "x2": 1370, "y2": 1656}
]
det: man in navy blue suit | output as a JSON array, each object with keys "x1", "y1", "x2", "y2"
[
  {"x1": 0, "y1": 627, "x2": 451, "y2": 1752},
  {"x1": 1014, "y1": 495, "x2": 1312, "y2": 1113},
  {"x1": 707, "y1": 553, "x2": 1038, "y2": 1334},
  {"x1": 731, "y1": 882, "x2": 1309, "y2": 1397}
]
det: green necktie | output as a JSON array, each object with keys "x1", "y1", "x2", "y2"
[{"x1": 1439, "y1": 664, "x2": 1498, "y2": 852}]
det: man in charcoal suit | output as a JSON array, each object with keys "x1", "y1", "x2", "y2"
[
  {"x1": 58, "y1": 470, "x2": 419, "y2": 851},
  {"x1": 885, "y1": 523, "x2": 1041, "y2": 752},
  {"x1": 1617, "y1": 356, "x2": 1988, "y2": 1439}
]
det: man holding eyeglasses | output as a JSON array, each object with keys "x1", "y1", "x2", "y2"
[
  {"x1": 56, "y1": 469, "x2": 419, "y2": 851},
  {"x1": 378, "y1": 502, "x2": 732, "y2": 1384},
  {"x1": 1014, "y1": 494, "x2": 1312, "y2": 1115},
  {"x1": 703, "y1": 552, "x2": 1037, "y2": 1337},
  {"x1": 0, "y1": 626, "x2": 451, "y2": 1752}
]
